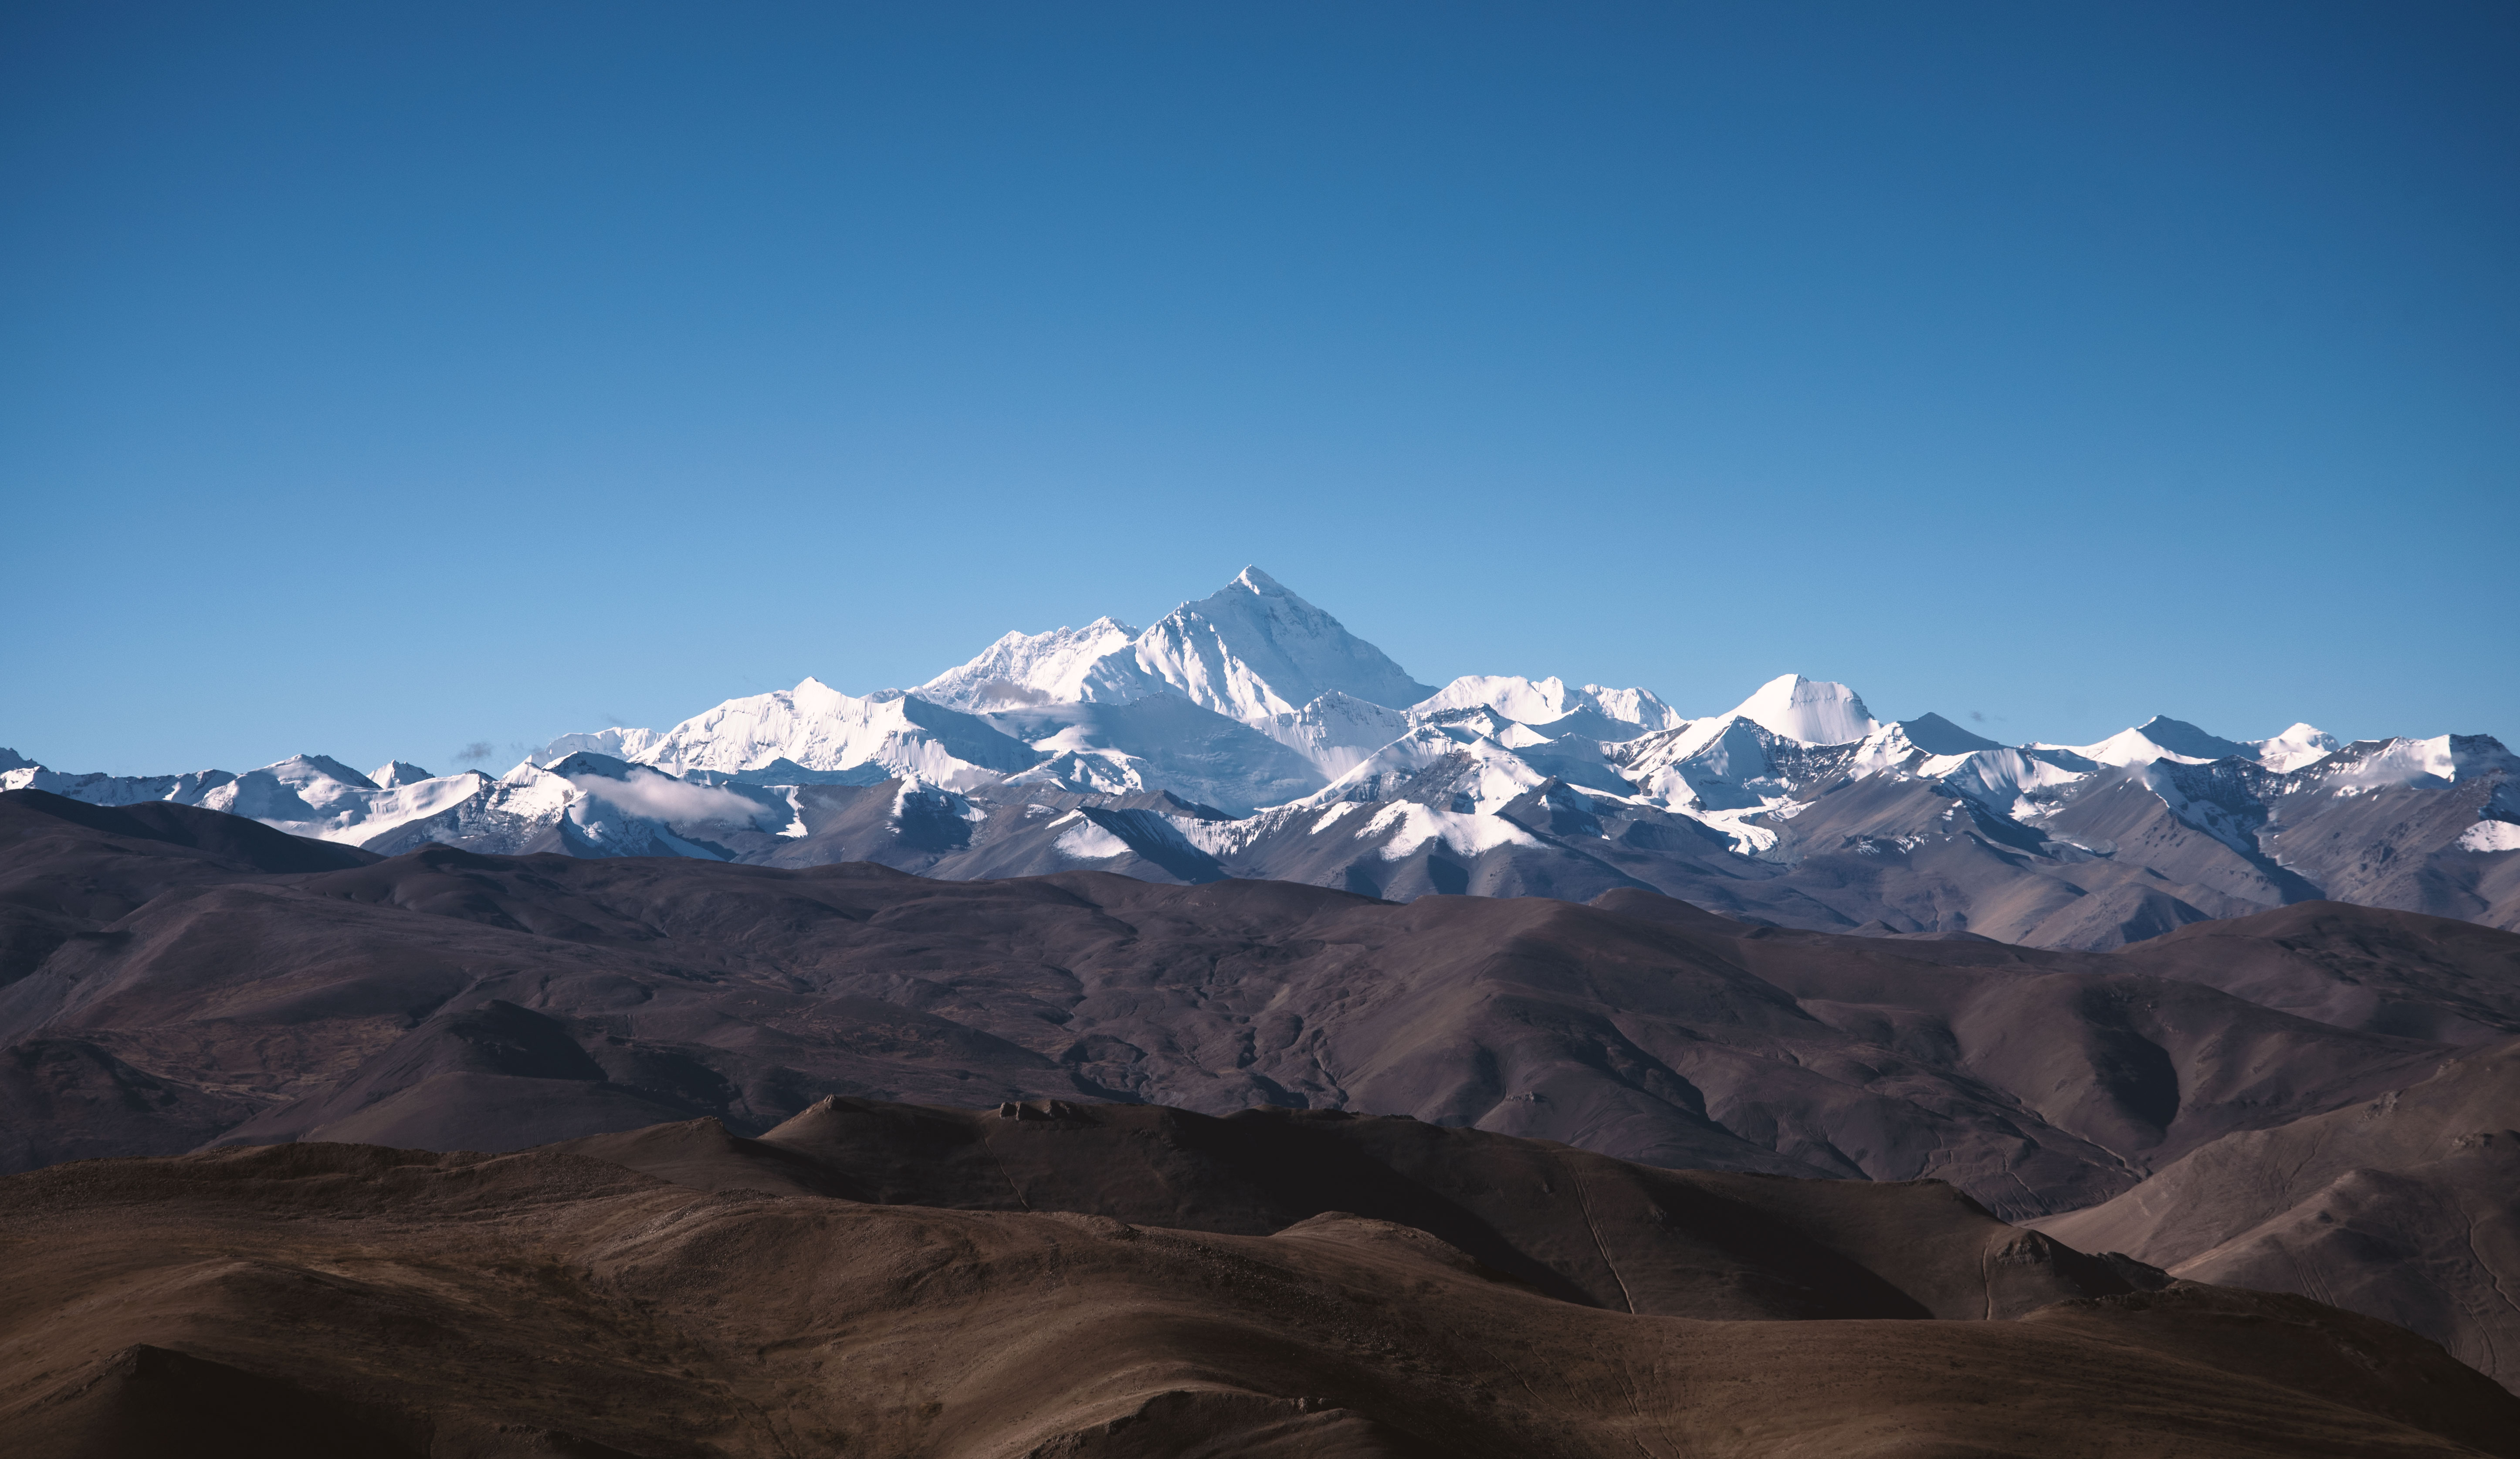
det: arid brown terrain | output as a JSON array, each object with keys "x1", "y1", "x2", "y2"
[
  {"x1": 4, "y1": 785, "x2": 2520, "y2": 1449},
  {"x1": 3, "y1": 1101, "x2": 2517, "y2": 1457}
]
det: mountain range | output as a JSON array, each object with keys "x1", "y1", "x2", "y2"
[
  {"x1": 9, "y1": 564, "x2": 2517, "y2": 953},
  {"x1": 5, "y1": 785, "x2": 2519, "y2": 1401}
]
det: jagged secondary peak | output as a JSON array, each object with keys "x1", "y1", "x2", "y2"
[
  {"x1": 2299, "y1": 733, "x2": 2518, "y2": 792},
  {"x1": 1128, "y1": 566, "x2": 1435, "y2": 726},
  {"x1": 1256, "y1": 689, "x2": 1412, "y2": 780},
  {"x1": 2048, "y1": 716, "x2": 2252, "y2": 768},
  {"x1": 635, "y1": 676, "x2": 1040, "y2": 789},
  {"x1": 370, "y1": 760, "x2": 435, "y2": 789},
  {"x1": 1896, "y1": 713, "x2": 2005, "y2": 757},
  {"x1": 1410, "y1": 675, "x2": 1682, "y2": 735},
  {"x1": 178, "y1": 753, "x2": 486, "y2": 846},
  {"x1": 533, "y1": 725, "x2": 665, "y2": 768},
  {"x1": 2133, "y1": 716, "x2": 2254, "y2": 762},
  {"x1": 1724, "y1": 675, "x2": 1880, "y2": 746},
  {"x1": 267, "y1": 753, "x2": 380, "y2": 791},
  {"x1": 2253, "y1": 723, "x2": 2340, "y2": 773},
  {"x1": 919, "y1": 616, "x2": 1144, "y2": 710},
  {"x1": 1580, "y1": 684, "x2": 1689, "y2": 732}
]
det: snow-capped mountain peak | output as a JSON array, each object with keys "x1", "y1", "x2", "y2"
[
  {"x1": 1579, "y1": 685, "x2": 1688, "y2": 733},
  {"x1": 1414, "y1": 674, "x2": 1575, "y2": 722},
  {"x1": 2046, "y1": 716, "x2": 2253, "y2": 768},
  {"x1": 2252, "y1": 723, "x2": 2340, "y2": 773},
  {"x1": 1724, "y1": 675, "x2": 1880, "y2": 746},
  {"x1": 1127, "y1": 566, "x2": 1435, "y2": 727},
  {"x1": 135, "y1": 753, "x2": 488, "y2": 845},
  {"x1": 270, "y1": 753, "x2": 378, "y2": 791}
]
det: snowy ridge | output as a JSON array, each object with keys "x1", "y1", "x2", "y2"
[
  {"x1": 531, "y1": 726, "x2": 667, "y2": 767},
  {"x1": 0, "y1": 764, "x2": 239, "y2": 808},
  {"x1": 2036, "y1": 716, "x2": 2253, "y2": 769},
  {"x1": 918, "y1": 617, "x2": 1143, "y2": 710},
  {"x1": 1412, "y1": 675, "x2": 1683, "y2": 735},
  {"x1": 637, "y1": 678, "x2": 1040, "y2": 789},
  {"x1": 1261, "y1": 691, "x2": 1412, "y2": 779},
  {"x1": 9, "y1": 565, "x2": 2516, "y2": 949}
]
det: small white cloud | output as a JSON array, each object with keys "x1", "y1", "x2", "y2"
[{"x1": 563, "y1": 769, "x2": 771, "y2": 827}]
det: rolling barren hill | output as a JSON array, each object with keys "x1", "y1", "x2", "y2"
[
  {"x1": 7, "y1": 788, "x2": 2501, "y2": 1210},
  {"x1": 3, "y1": 1106, "x2": 2517, "y2": 1458},
  {"x1": 2034, "y1": 1034, "x2": 2520, "y2": 1382},
  {"x1": 4, "y1": 786, "x2": 2519, "y2": 1398}
]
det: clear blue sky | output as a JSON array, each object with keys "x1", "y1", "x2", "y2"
[{"x1": 5, "y1": 2, "x2": 2514, "y2": 775}]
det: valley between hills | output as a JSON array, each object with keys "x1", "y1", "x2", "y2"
[{"x1": 4, "y1": 784, "x2": 2520, "y2": 1455}]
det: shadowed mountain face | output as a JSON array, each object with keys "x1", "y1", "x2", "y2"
[
  {"x1": 3, "y1": 791, "x2": 2484, "y2": 1211},
  {"x1": 5, "y1": 787, "x2": 2520, "y2": 1396},
  {"x1": 3, "y1": 1114, "x2": 2516, "y2": 1459}
]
